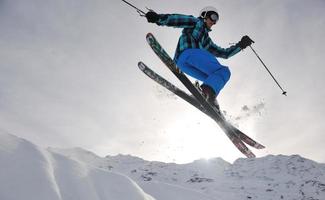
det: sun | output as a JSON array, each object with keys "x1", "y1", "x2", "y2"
[{"x1": 162, "y1": 110, "x2": 242, "y2": 163}]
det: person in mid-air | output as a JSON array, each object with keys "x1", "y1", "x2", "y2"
[{"x1": 145, "y1": 6, "x2": 254, "y2": 108}]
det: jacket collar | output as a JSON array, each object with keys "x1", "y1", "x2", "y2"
[{"x1": 199, "y1": 17, "x2": 212, "y2": 32}]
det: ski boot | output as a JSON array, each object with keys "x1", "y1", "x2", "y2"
[{"x1": 195, "y1": 82, "x2": 220, "y2": 111}]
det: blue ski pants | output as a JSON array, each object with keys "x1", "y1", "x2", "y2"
[{"x1": 176, "y1": 49, "x2": 231, "y2": 96}]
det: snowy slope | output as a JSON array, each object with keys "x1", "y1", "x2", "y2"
[
  {"x1": 1, "y1": 132, "x2": 325, "y2": 200},
  {"x1": 0, "y1": 132, "x2": 155, "y2": 200},
  {"x1": 48, "y1": 148, "x2": 220, "y2": 200},
  {"x1": 56, "y1": 148, "x2": 325, "y2": 200}
]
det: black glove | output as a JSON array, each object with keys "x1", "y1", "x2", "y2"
[
  {"x1": 145, "y1": 11, "x2": 160, "y2": 23},
  {"x1": 237, "y1": 35, "x2": 254, "y2": 49}
]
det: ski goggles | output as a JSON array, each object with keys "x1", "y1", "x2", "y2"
[
  {"x1": 203, "y1": 11, "x2": 219, "y2": 22},
  {"x1": 208, "y1": 13, "x2": 219, "y2": 22}
]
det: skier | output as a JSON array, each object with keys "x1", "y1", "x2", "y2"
[{"x1": 145, "y1": 6, "x2": 254, "y2": 108}]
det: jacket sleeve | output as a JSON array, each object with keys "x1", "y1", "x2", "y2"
[
  {"x1": 155, "y1": 14, "x2": 199, "y2": 28},
  {"x1": 206, "y1": 37, "x2": 241, "y2": 59}
]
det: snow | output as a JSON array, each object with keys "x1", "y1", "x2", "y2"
[
  {"x1": 140, "y1": 182, "x2": 214, "y2": 200},
  {"x1": 1, "y1": 131, "x2": 325, "y2": 200},
  {"x1": 0, "y1": 132, "x2": 154, "y2": 200}
]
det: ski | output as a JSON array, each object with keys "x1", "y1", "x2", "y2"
[
  {"x1": 138, "y1": 61, "x2": 265, "y2": 149},
  {"x1": 144, "y1": 33, "x2": 259, "y2": 158}
]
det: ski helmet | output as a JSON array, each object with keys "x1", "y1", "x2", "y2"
[{"x1": 199, "y1": 6, "x2": 219, "y2": 21}]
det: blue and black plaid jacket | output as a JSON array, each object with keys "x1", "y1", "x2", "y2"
[{"x1": 156, "y1": 14, "x2": 241, "y2": 62}]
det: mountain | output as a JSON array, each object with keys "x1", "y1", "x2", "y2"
[
  {"x1": 1, "y1": 132, "x2": 325, "y2": 200},
  {"x1": 0, "y1": 132, "x2": 155, "y2": 200},
  {"x1": 54, "y1": 148, "x2": 325, "y2": 200}
]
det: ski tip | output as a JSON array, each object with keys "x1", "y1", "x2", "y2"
[
  {"x1": 235, "y1": 139, "x2": 256, "y2": 158},
  {"x1": 138, "y1": 61, "x2": 146, "y2": 70},
  {"x1": 146, "y1": 33, "x2": 155, "y2": 43},
  {"x1": 146, "y1": 32, "x2": 153, "y2": 38},
  {"x1": 255, "y1": 144, "x2": 266, "y2": 149},
  {"x1": 246, "y1": 151, "x2": 256, "y2": 158}
]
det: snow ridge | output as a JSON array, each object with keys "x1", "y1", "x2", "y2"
[
  {"x1": 0, "y1": 132, "x2": 154, "y2": 200},
  {"x1": 57, "y1": 148, "x2": 325, "y2": 200}
]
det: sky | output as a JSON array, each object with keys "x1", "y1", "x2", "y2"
[{"x1": 1, "y1": 0, "x2": 325, "y2": 164}]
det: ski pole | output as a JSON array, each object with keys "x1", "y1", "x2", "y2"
[
  {"x1": 249, "y1": 45, "x2": 287, "y2": 96},
  {"x1": 121, "y1": 0, "x2": 146, "y2": 16}
]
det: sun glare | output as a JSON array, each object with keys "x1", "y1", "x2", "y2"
[{"x1": 162, "y1": 111, "x2": 243, "y2": 163}]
